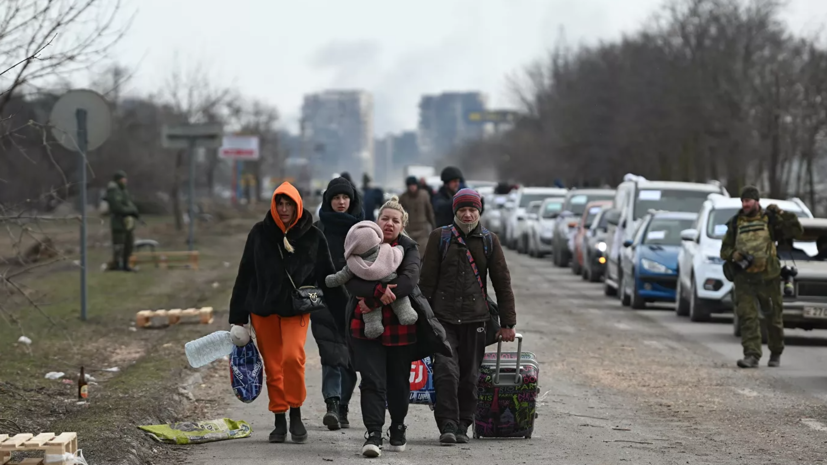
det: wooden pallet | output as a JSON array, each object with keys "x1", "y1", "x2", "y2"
[
  {"x1": 135, "y1": 307, "x2": 214, "y2": 328},
  {"x1": 128, "y1": 250, "x2": 199, "y2": 270},
  {"x1": 0, "y1": 432, "x2": 77, "y2": 465}
]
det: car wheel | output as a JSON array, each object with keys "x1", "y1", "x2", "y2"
[
  {"x1": 555, "y1": 246, "x2": 568, "y2": 268},
  {"x1": 630, "y1": 270, "x2": 646, "y2": 309},
  {"x1": 675, "y1": 276, "x2": 690, "y2": 317},
  {"x1": 571, "y1": 256, "x2": 581, "y2": 275},
  {"x1": 604, "y1": 279, "x2": 617, "y2": 296},
  {"x1": 581, "y1": 261, "x2": 589, "y2": 281},
  {"x1": 620, "y1": 273, "x2": 631, "y2": 307},
  {"x1": 689, "y1": 278, "x2": 712, "y2": 322}
]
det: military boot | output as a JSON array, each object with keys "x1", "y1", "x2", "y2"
[
  {"x1": 737, "y1": 356, "x2": 760, "y2": 368},
  {"x1": 323, "y1": 398, "x2": 341, "y2": 430},
  {"x1": 339, "y1": 403, "x2": 350, "y2": 429},
  {"x1": 768, "y1": 353, "x2": 781, "y2": 367}
]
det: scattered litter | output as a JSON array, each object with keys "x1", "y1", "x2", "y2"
[
  {"x1": 129, "y1": 327, "x2": 137, "y2": 332},
  {"x1": 612, "y1": 427, "x2": 631, "y2": 431},
  {"x1": 564, "y1": 412, "x2": 609, "y2": 421},
  {"x1": 17, "y1": 335, "x2": 32, "y2": 345},
  {"x1": 537, "y1": 390, "x2": 551, "y2": 402},
  {"x1": 138, "y1": 418, "x2": 252, "y2": 444},
  {"x1": 212, "y1": 282, "x2": 220, "y2": 288},
  {"x1": 323, "y1": 459, "x2": 333, "y2": 462},
  {"x1": 85, "y1": 374, "x2": 96, "y2": 382},
  {"x1": 77, "y1": 401, "x2": 89, "y2": 406},
  {"x1": 45, "y1": 372, "x2": 65, "y2": 380},
  {"x1": 605, "y1": 440, "x2": 653, "y2": 445},
  {"x1": 163, "y1": 343, "x2": 173, "y2": 348},
  {"x1": 62, "y1": 379, "x2": 74, "y2": 385},
  {"x1": 178, "y1": 387, "x2": 196, "y2": 401},
  {"x1": 100, "y1": 263, "x2": 108, "y2": 271},
  {"x1": 103, "y1": 367, "x2": 120, "y2": 372},
  {"x1": 223, "y1": 262, "x2": 230, "y2": 268},
  {"x1": 73, "y1": 260, "x2": 81, "y2": 266}
]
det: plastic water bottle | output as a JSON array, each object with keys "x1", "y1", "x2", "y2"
[{"x1": 185, "y1": 331, "x2": 234, "y2": 368}]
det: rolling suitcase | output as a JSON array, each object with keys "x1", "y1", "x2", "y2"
[{"x1": 474, "y1": 334, "x2": 539, "y2": 439}]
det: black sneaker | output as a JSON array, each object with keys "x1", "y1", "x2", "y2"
[
  {"x1": 362, "y1": 431, "x2": 383, "y2": 458},
  {"x1": 269, "y1": 413, "x2": 287, "y2": 443},
  {"x1": 737, "y1": 356, "x2": 760, "y2": 368},
  {"x1": 439, "y1": 421, "x2": 457, "y2": 445},
  {"x1": 339, "y1": 404, "x2": 350, "y2": 429},
  {"x1": 768, "y1": 353, "x2": 781, "y2": 367},
  {"x1": 323, "y1": 398, "x2": 341, "y2": 431},
  {"x1": 387, "y1": 424, "x2": 407, "y2": 452},
  {"x1": 455, "y1": 422, "x2": 470, "y2": 444}
]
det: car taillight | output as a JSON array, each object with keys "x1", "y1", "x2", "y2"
[{"x1": 568, "y1": 222, "x2": 578, "y2": 228}]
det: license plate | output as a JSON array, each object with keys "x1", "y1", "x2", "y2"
[{"x1": 803, "y1": 307, "x2": 827, "y2": 318}]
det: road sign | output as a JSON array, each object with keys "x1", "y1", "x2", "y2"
[
  {"x1": 50, "y1": 89, "x2": 112, "y2": 151},
  {"x1": 466, "y1": 110, "x2": 519, "y2": 124},
  {"x1": 219, "y1": 135, "x2": 260, "y2": 160},
  {"x1": 49, "y1": 89, "x2": 113, "y2": 322},
  {"x1": 161, "y1": 123, "x2": 223, "y2": 149}
]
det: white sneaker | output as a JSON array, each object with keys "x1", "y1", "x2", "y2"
[{"x1": 362, "y1": 432, "x2": 382, "y2": 458}]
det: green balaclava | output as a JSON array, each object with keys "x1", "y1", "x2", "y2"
[{"x1": 113, "y1": 170, "x2": 127, "y2": 186}]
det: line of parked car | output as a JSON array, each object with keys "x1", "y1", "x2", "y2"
[{"x1": 481, "y1": 174, "x2": 827, "y2": 334}]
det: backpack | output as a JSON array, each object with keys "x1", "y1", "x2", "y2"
[
  {"x1": 721, "y1": 209, "x2": 777, "y2": 282},
  {"x1": 437, "y1": 225, "x2": 494, "y2": 263}
]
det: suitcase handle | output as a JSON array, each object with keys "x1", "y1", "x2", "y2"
[{"x1": 493, "y1": 333, "x2": 523, "y2": 387}]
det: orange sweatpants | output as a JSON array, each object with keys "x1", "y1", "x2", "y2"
[{"x1": 250, "y1": 313, "x2": 309, "y2": 413}]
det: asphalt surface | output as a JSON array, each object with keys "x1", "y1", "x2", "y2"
[{"x1": 187, "y1": 250, "x2": 827, "y2": 464}]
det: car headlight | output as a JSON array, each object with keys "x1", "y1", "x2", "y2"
[
  {"x1": 596, "y1": 241, "x2": 607, "y2": 252},
  {"x1": 641, "y1": 258, "x2": 671, "y2": 274},
  {"x1": 541, "y1": 226, "x2": 553, "y2": 238},
  {"x1": 705, "y1": 256, "x2": 725, "y2": 265}
]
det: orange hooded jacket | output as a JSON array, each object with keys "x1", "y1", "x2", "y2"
[{"x1": 270, "y1": 182, "x2": 304, "y2": 252}]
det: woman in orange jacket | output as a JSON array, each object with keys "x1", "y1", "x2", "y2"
[{"x1": 228, "y1": 182, "x2": 348, "y2": 444}]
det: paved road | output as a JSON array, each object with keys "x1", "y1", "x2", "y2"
[{"x1": 187, "y1": 250, "x2": 827, "y2": 464}]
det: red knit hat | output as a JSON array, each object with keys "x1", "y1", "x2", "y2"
[{"x1": 453, "y1": 188, "x2": 483, "y2": 214}]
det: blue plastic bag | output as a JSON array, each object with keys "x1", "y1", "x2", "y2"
[{"x1": 229, "y1": 341, "x2": 263, "y2": 403}]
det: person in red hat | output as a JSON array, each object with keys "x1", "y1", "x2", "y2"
[{"x1": 419, "y1": 187, "x2": 517, "y2": 445}]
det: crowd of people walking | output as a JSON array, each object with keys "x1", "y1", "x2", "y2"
[{"x1": 228, "y1": 166, "x2": 517, "y2": 457}]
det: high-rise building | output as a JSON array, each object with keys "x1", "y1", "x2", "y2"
[
  {"x1": 418, "y1": 92, "x2": 487, "y2": 163},
  {"x1": 372, "y1": 131, "x2": 422, "y2": 188},
  {"x1": 301, "y1": 90, "x2": 374, "y2": 182}
]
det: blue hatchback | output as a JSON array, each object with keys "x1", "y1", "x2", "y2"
[{"x1": 619, "y1": 211, "x2": 698, "y2": 309}]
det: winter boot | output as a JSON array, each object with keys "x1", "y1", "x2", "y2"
[
  {"x1": 362, "y1": 431, "x2": 383, "y2": 458},
  {"x1": 737, "y1": 356, "x2": 760, "y2": 368},
  {"x1": 289, "y1": 407, "x2": 307, "y2": 443},
  {"x1": 323, "y1": 398, "x2": 341, "y2": 430},
  {"x1": 339, "y1": 403, "x2": 350, "y2": 429},
  {"x1": 439, "y1": 421, "x2": 457, "y2": 445},
  {"x1": 455, "y1": 422, "x2": 470, "y2": 444},
  {"x1": 269, "y1": 413, "x2": 287, "y2": 443},
  {"x1": 768, "y1": 353, "x2": 781, "y2": 367},
  {"x1": 387, "y1": 423, "x2": 407, "y2": 452}
]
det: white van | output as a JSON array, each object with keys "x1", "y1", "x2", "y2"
[{"x1": 603, "y1": 174, "x2": 729, "y2": 297}]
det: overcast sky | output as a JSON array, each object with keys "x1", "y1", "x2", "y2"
[{"x1": 108, "y1": 0, "x2": 827, "y2": 135}]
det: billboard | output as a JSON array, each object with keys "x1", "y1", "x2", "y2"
[{"x1": 220, "y1": 135, "x2": 260, "y2": 160}]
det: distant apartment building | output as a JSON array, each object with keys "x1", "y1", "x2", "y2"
[
  {"x1": 301, "y1": 90, "x2": 374, "y2": 181},
  {"x1": 418, "y1": 92, "x2": 487, "y2": 163},
  {"x1": 373, "y1": 131, "x2": 421, "y2": 188}
]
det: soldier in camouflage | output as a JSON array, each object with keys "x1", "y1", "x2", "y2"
[
  {"x1": 105, "y1": 170, "x2": 140, "y2": 271},
  {"x1": 720, "y1": 186, "x2": 803, "y2": 368}
]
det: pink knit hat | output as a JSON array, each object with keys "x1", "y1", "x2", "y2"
[{"x1": 344, "y1": 221, "x2": 383, "y2": 258}]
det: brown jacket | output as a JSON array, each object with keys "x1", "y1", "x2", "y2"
[
  {"x1": 399, "y1": 189, "x2": 435, "y2": 234},
  {"x1": 419, "y1": 225, "x2": 516, "y2": 326}
]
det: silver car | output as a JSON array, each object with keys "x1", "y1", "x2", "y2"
[{"x1": 528, "y1": 197, "x2": 565, "y2": 258}]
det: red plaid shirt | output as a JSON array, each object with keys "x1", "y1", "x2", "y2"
[{"x1": 350, "y1": 242, "x2": 417, "y2": 346}]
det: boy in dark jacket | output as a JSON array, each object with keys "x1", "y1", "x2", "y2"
[{"x1": 419, "y1": 188, "x2": 517, "y2": 444}]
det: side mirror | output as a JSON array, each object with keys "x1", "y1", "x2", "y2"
[
  {"x1": 623, "y1": 240, "x2": 634, "y2": 248},
  {"x1": 680, "y1": 229, "x2": 699, "y2": 242},
  {"x1": 505, "y1": 202, "x2": 515, "y2": 209},
  {"x1": 527, "y1": 213, "x2": 538, "y2": 220},
  {"x1": 621, "y1": 219, "x2": 627, "y2": 228},
  {"x1": 517, "y1": 214, "x2": 525, "y2": 221}
]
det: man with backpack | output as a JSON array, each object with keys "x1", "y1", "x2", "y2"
[
  {"x1": 720, "y1": 186, "x2": 802, "y2": 369},
  {"x1": 419, "y1": 188, "x2": 516, "y2": 444}
]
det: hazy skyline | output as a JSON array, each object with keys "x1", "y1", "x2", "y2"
[{"x1": 105, "y1": 0, "x2": 827, "y2": 135}]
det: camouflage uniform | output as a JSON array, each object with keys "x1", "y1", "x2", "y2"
[
  {"x1": 105, "y1": 171, "x2": 139, "y2": 270},
  {"x1": 721, "y1": 200, "x2": 802, "y2": 361}
]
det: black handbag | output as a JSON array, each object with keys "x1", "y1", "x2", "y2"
[
  {"x1": 484, "y1": 297, "x2": 502, "y2": 346},
  {"x1": 278, "y1": 245, "x2": 326, "y2": 315}
]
